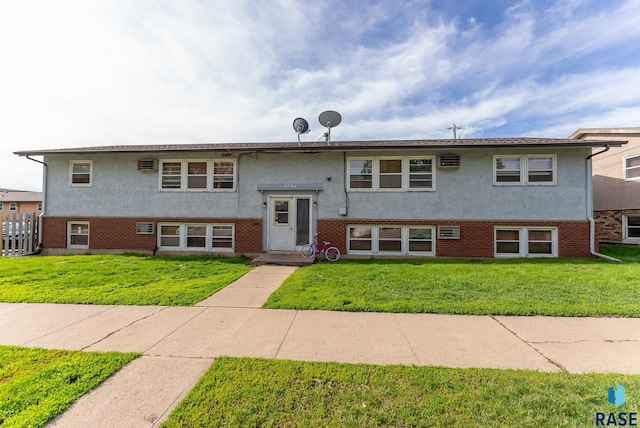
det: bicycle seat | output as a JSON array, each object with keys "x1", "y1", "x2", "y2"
[{"x1": 323, "y1": 241, "x2": 330, "y2": 245}]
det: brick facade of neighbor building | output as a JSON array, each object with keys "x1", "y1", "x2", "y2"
[
  {"x1": 15, "y1": 137, "x2": 618, "y2": 258},
  {"x1": 570, "y1": 128, "x2": 640, "y2": 244}
]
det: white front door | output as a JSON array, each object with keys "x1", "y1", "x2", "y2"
[{"x1": 268, "y1": 196, "x2": 312, "y2": 251}]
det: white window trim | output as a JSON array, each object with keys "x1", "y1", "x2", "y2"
[
  {"x1": 157, "y1": 223, "x2": 234, "y2": 251},
  {"x1": 494, "y1": 227, "x2": 558, "y2": 258},
  {"x1": 622, "y1": 215, "x2": 640, "y2": 242},
  {"x1": 347, "y1": 156, "x2": 435, "y2": 192},
  {"x1": 67, "y1": 221, "x2": 90, "y2": 249},
  {"x1": 623, "y1": 154, "x2": 640, "y2": 182},
  {"x1": 159, "y1": 159, "x2": 237, "y2": 192},
  {"x1": 9, "y1": 202, "x2": 17, "y2": 211},
  {"x1": 0, "y1": 202, "x2": 3, "y2": 210},
  {"x1": 347, "y1": 225, "x2": 435, "y2": 256},
  {"x1": 493, "y1": 155, "x2": 556, "y2": 186},
  {"x1": 69, "y1": 160, "x2": 93, "y2": 187}
]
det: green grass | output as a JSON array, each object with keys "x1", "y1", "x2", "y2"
[
  {"x1": 163, "y1": 357, "x2": 640, "y2": 427},
  {"x1": 263, "y1": 244, "x2": 640, "y2": 316},
  {"x1": 0, "y1": 254, "x2": 253, "y2": 306},
  {"x1": 0, "y1": 345, "x2": 137, "y2": 427}
]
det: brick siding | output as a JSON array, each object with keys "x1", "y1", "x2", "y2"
[
  {"x1": 319, "y1": 219, "x2": 594, "y2": 258},
  {"x1": 42, "y1": 216, "x2": 594, "y2": 258}
]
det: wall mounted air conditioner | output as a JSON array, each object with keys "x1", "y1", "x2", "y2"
[
  {"x1": 137, "y1": 159, "x2": 158, "y2": 171},
  {"x1": 438, "y1": 154, "x2": 460, "y2": 169}
]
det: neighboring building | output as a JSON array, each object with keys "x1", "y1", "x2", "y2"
[
  {"x1": 0, "y1": 188, "x2": 43, "y2": 217},
  {"x1": 569, "y1": 128, "x2": 640, "y2": 243},
  {"x1": 15, "y1": 137, "x2": 620, "y2": 258}
]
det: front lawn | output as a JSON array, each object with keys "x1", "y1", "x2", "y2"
[
  {"x1": 263, "y1": 244, "x2": 640, "y2": 316},
  {"x1": 0, "y1": 254, "x2": 253, "y2": 306},
  {"x1": 0, "y1": 345, "x2": 137, "y2": 427},
  {"x1": 162, "y1": 357, "x2": 640, "y2": 427}
]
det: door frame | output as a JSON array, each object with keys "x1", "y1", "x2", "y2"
[{"x1": 263, "y1": 194, "x2": 315, "y2": 252}]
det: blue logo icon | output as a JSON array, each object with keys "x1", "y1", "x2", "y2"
[{"x1": 608, "y1": 384, "x2": 625, "y2": 407}]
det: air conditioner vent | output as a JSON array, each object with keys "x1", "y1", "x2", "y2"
[
  {"x1": 438, "y1": 154, "x2": 460, "y2": 168},
  {"x1": 136, "y1": 222, "x2": 155, "y2": 235},
  {"x1": 438, "y1": 226, "x2": 460, "y2": 240},
  {"x1": 137, "y1": 159, "x2": 157, "y2": 171}
]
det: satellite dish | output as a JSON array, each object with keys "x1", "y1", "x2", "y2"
[
  {"x1": 293, "y1": 117, "x2": 310, "y2": 134},
  {"x1": 319, "y1": 110, "x2": 342, "y2": 128}
]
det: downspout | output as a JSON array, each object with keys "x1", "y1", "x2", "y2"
[
  {"x1": 26, "y1": 155, "x2": 47, "y2": 254},
  {"x1": 586, "y1": 146, "x2": 620, "y2": 262}
]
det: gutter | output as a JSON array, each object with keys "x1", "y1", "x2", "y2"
[
  {"x1": 25, "y1": 155, "x2": 47, "y2": 254},
  {"x1": 585, "y1": 146, "x2": 620, "y2": 262}
]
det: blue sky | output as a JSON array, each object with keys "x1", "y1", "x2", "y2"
[{"x1": 1, "y1": 0, "x2": 639, "y2": 191}]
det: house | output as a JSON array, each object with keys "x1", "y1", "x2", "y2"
[
  {"x1": 14, "y1": 137, "x2": 621, "y2": 258},
  {"x1": 569, "y1": 128, "x2": 640, "y2": 243},
  {"x1": 0, "y1": 189, "x2": 43, "y2": 216}
]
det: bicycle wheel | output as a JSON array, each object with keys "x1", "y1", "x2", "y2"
[
  {"x1": 301, "y1": 244, "x2": 316, "y2": 258},
  {"x1": 324, "y1": 246, "x2": 340, "y2": 262}
]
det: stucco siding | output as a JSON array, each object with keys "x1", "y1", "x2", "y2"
[{"x1": 44, "y1": 147, "x2": 590, "y2": 221}]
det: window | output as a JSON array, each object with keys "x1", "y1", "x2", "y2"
[
  {"x1": 161, "y1": 162, "x2": 182, "y2": 189},
  {"x1": 159, "y1": 224, "x2": 180, "y2": 247},
  {"x1": 70, "y1": 161, "x2": 93, "y2": 187},
  {"x1": 624, "y1": 215, "x2": 640, "y2": 240},
  {"x1": 347, "y1": 156, "x2": 435, "y2": 191},
  {"x1": 409, "y1": 159, "x2": 433, "y2": 189},
  {"x1": 187, "y1": 162, "x2": 207, "y2": 190},
  {"x1": 158, "y1": 223, "x2": 234, "y2": 251},
  {"x1": 494, "y1": 155, "x2": 555, "y2": 185},
  {"x1": 9, "y1": 203, "x2": 17, "y2": 212},
  {"x1": 495, "y1": 227, "x2": 557, "y2": 257},
  {"x1": 0, "y1": 202, "x2": 3, "y2": 211},
  {"x1": 212, "y1": 225, "x2": 233, "y2": 249},
  {"x1": 348, "y1": 225, "x2": 434, "y2": 255},
  {"x1": 624, "y1": 155, "x2": 640, "y2": 181},
  {"x1": 68, "y1": 222, "x2": 89, "y2": 248},
  {"x1": 37, "y1": 202, "x2": 42, "y2": 211},
  {"x1": 379, "y1": 159, "x2": 402, "y2": 189},
  {"x1": 213, "y1": 161, "x2": 235, "y2": 189},
  {"x1": 349, "y1": 159, "x2": 373, "y2": 189},
  {"x1": 160, "y1": 159, "x2": 236, "y2": 191}
]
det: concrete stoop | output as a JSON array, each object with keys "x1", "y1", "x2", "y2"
[{"x1": 250, "y1": 253, "x2": 315, "y2": 267}]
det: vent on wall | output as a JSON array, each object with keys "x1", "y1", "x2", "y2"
[
  {"x1": 438, "y1": 154, "x2": 460, "y2": 168},
  {"x1": 137, "y1": 159, "x2": 158, "y2": 171},
  {"x1": 136, "y1": 222, "x2": 155, "y2": 235},
  {"x1": 438, "y1": 226, "x2": 460, "y2": 240}
]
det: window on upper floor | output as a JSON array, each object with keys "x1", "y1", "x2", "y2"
[
  {"x1": 159, "y1": 159, "x2": 236, "y2": 192},
  {"x1": 347, "y1": 156, "x2": 434, "y2": 191},
  {"x1": 70, "y1": 161, "x2": 93, "y2": 187},
  {"x1": 624, "y1": 155, "x2": 640, "y2": 181},
  {"x1": 494, "y1": 155, "x2": 555, "y2": 186}
]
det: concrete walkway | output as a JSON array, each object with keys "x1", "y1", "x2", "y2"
[{"x1": 0, "y1": 264, "x2": 639, "y2": 427}]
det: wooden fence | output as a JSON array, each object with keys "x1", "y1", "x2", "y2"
[{"x1": 2, "y1": 212, "x2": 38, "y2": 256}]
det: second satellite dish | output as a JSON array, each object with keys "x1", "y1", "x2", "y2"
[{"x1": 319, "y1": 110, "x2": 342, "y2": 128}]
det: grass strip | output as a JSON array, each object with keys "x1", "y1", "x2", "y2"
[
  {"x1": 0, "y1": 345, "x2": 138, "y2": 427},
  {"x1": 163, "y1": 357, "x2": 640, "y2": 427},
  {"x1": 0, "y1": 254, "x2": 253, "y2": 306},
  {"x1": 263, "y1": 245, "x2": 640, "y2": 316}
]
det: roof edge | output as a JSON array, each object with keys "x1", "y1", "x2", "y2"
[{"x1": 569, "y1": 127, "x2": 640, "y2": 139}]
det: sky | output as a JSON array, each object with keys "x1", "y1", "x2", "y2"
[{"x1": 1, "y1": 0, "x2": 640, "y2": 192}]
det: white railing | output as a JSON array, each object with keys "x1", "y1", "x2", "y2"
[{"x1": 2, "y1": 212, "x2": 38, "y2": 256}]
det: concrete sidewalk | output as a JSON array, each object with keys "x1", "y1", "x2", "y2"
[{"x1": 0, "y1": 264, "x2": 639, "y2": 427}]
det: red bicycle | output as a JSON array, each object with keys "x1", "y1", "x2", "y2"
[{"x1": 301, "y1": 234, "x2": 340, "y2": 261}]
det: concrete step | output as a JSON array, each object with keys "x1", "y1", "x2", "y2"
[{"x1": 250, "y1": 253, "x2": 315, "y2": 267}]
